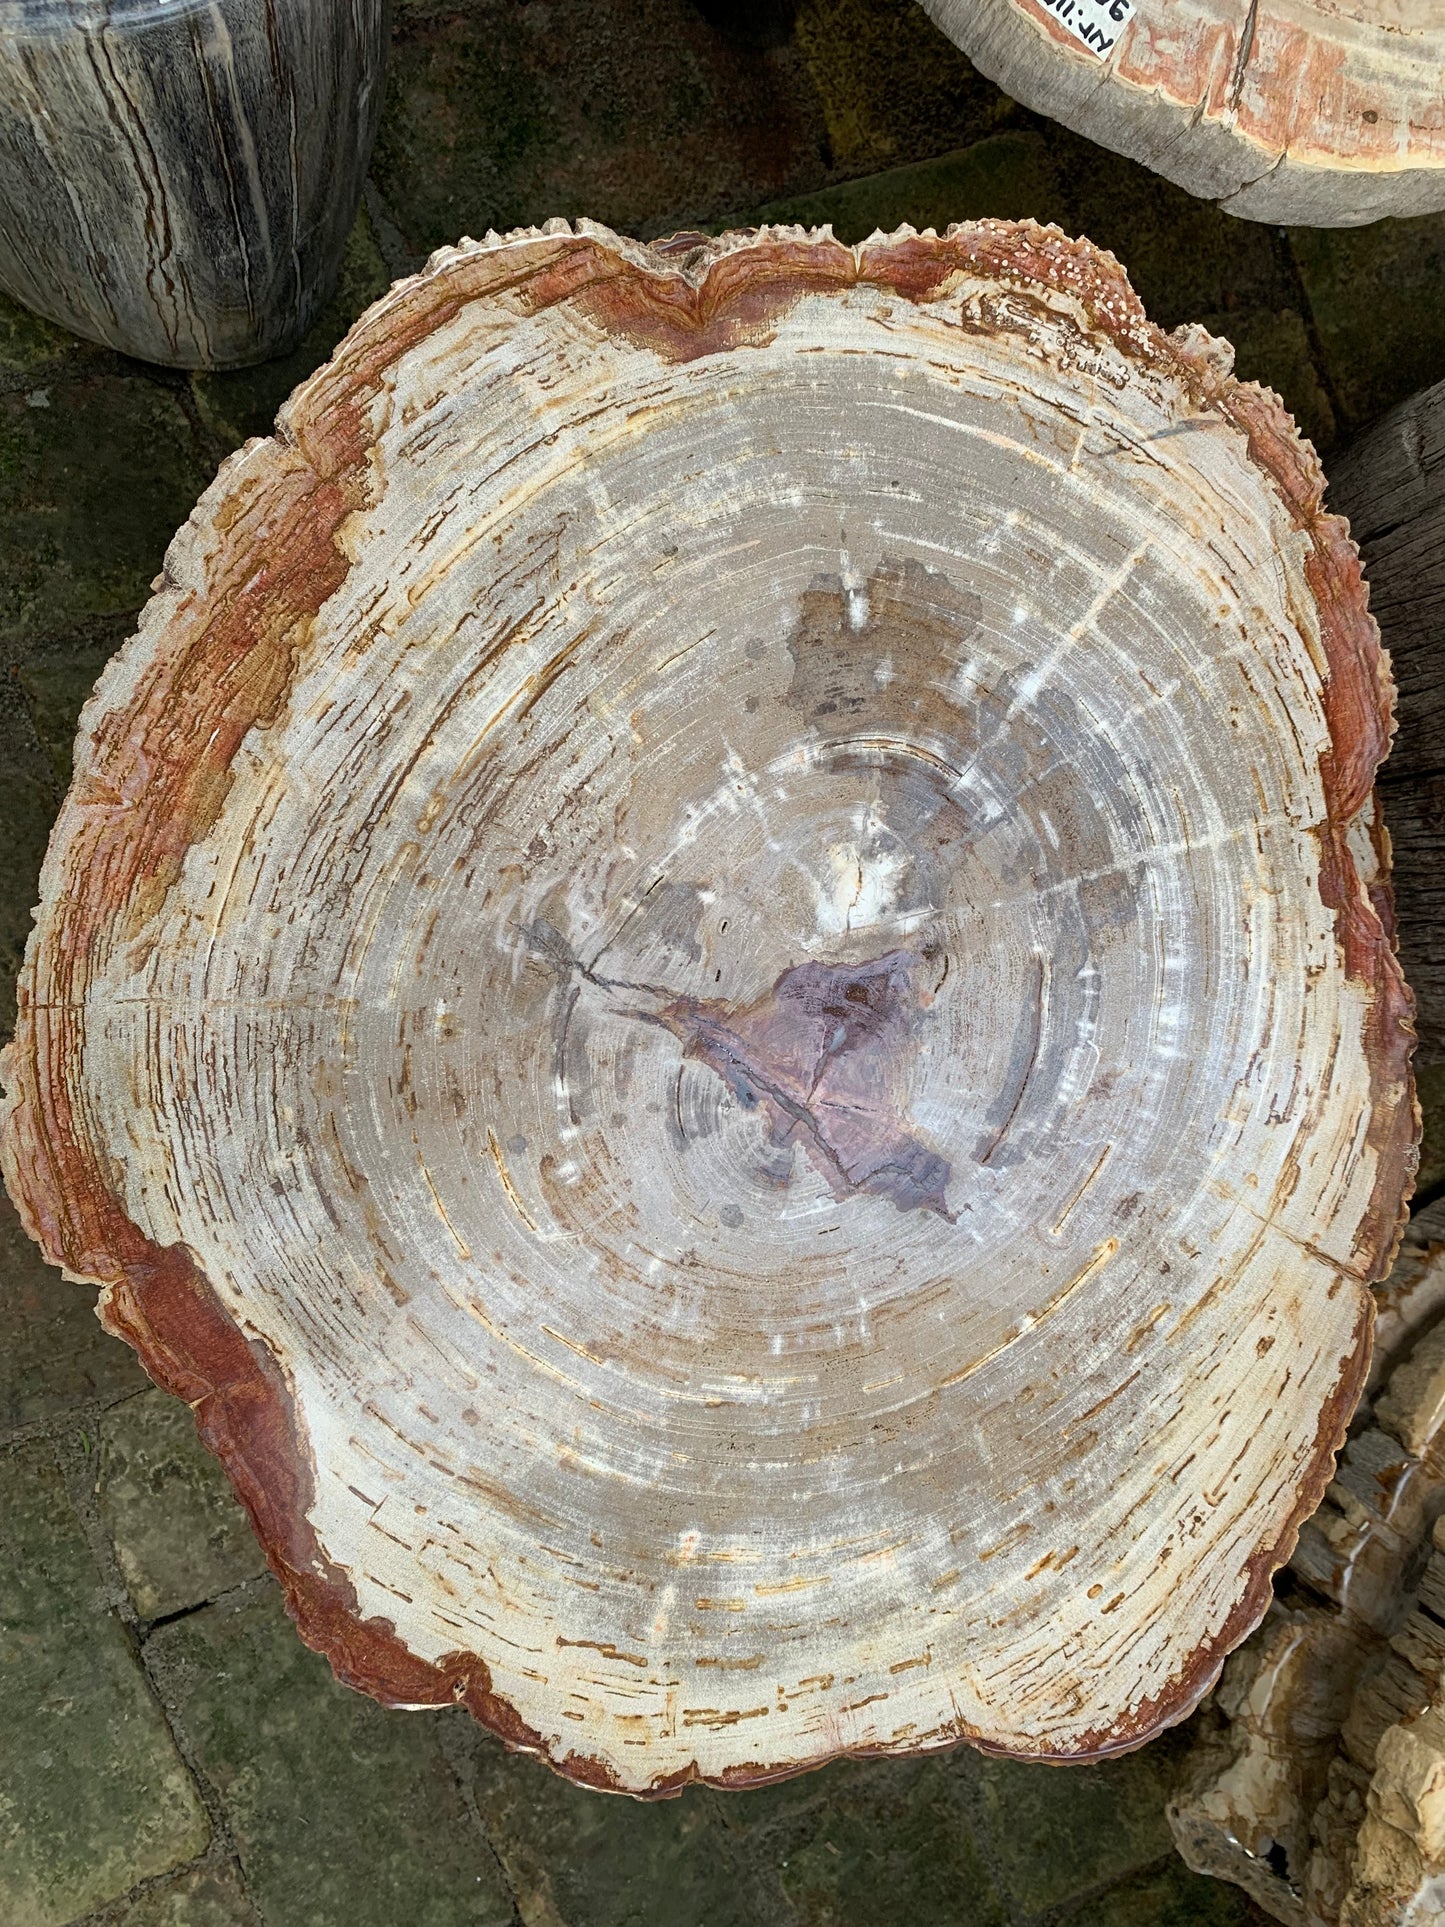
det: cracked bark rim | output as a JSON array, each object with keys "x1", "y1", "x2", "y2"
[
  {"x1": 0, "y1": 220, "x2": 1417, "y2": 1793},
  {"x1": 920, "y1": 0, "x2": 1445, "y2": 226}
]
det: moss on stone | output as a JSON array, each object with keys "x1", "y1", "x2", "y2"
[
  {"x1": 97, "y1": 1390, "x2": 266, "y2": 1623},
  {"x1": 1416, "y1": 1061, "x2": 1445, "y2": 1200},
  {"x1": 0, "y1": 646, "x2": 59, "y2": 1036},
  {"x1": 0, "y1": 1442, "x2": 209, "y2": 1927},
  {"x1": 12, "y1": 613, "x2": 132, "y2": 790},
  {"x1": 0, "y1": 377, "x2": 210, "y2": 645},
  {"x1": 0, "y1": 1191, "x2": 147, "y2": 1437},
  {"x1": 373, "y1": 0, "x2": 833, "y2": 250},
  {"x1": 793, "y1": 0, "x2": 1015, "y2": 173},
  {"x1": 1065, "y1": 1853, "x2": 1270, "y2": 1924},
  {"x1": 971, "y1": 1742, "x2": 1183, "y2": 1917},
  {"x1": 753, "y1": 131, "x2": 1062, "y2": 237},
  {"x1": 0, "y1": 288, "x2": 115, "y2": 393},
  {"x1": 109, "y1": 1864, "x2": 257, "y2": 1927},
  {"x1": 759, "y1": 1756, "x2": 1007, "y2": 1927},
  {"x1": 146, "y1": 1582, "x2": 514, "y2": 1927},
  {"x1": 465, "y1": 1732, "x2": 780, "y2": 1926}
]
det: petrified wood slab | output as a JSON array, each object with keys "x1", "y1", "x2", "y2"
[
  {"x1": 0, "y1": 222, "x2": 1415, "y2": 1793},
  {"x1": 0, "y1": 0, "x2": 389, "y2": 367},
  {"x1": 919, "y1": 0, "x2": 1445, "y2": 227}
]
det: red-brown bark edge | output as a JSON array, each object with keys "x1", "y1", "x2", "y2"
[{"x1": 0, "y1": 221, "x2": 1417, "y2": 1795}]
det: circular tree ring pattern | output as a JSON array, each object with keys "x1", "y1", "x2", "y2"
[
  {"x1": 921, "y1": 0, "x2": 1445, "y2": 227},
  {"x1": 1, "y1": 222, "x2": 1417, "y2": 1794}
]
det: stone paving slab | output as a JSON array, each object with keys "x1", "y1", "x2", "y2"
[
  {"x1": 0, "y1": 1191, "x2": 146, "y2": 1441},
  {"x1": 102, "y1": 1864, "x2": 257, "y2": 1927},
  {"x1": 971, "y1": 1745, "x2": 1180, "y2": 1918},
  {"x1": 704, "y1": 1742, "x2": 1248, "y2": 1925},
  {"x1": 1418, "y1": 1064, "x2": 1445, "y2": 1197},
  {"x1": 465, "y1": 1733, "x2": 788, "y2": 1926},
  {"x1": 0, "y1": 367, "x2": 211, "y2": 648},
  {"x1": 97, "y1": 1390, "x2": 267, "y2": 1623},
  {"x1": 13, "y1": 611, "x2": 136, "y2": 790},
  {"x1": 146, "y1": 1580, "x2": 515, "y2": 1927},
  {"x1": 0, "y1": 284, "x2": 116, "y2": 399},
  {"x1": 1064, "y1": 1855, "x2": 1266, "y2": 1926},
  {"x1": 753, "y1": 129, "x2": 1057, "y2": 235},
  {"x1": 0, "y1": 1440, "x2": 209, "y2": 1927},
  {"x1": 792, "y1": 0, "x2": 1015, "y2": 176},
  {"x1": 374, "y1": 0, "x2": 834, "y2": 253},
  {"x1": 0, "y1": 619, "x2": 63, "y2": 1032},
  {"x1": 714, "y1": 1754, "x2": 1008, "y2": 1927}
]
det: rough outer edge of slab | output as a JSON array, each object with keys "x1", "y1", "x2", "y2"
[
  {"x1": 0, "y1": 219, "x2": 1419, "y2": 1794},
  {"x1": 920, "y1": 0, "x2": 1445, "y2": 227}
]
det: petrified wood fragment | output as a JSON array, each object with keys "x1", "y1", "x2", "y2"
[
  {"x1": 0, "y1": 222, "x2": 1415, "y2": 1792},
  {"x1": 0, "y1": 0, "x2": 389, "y2": 367},
  {"x1": 919, "y1": 0, "x2": 1445, "y2": 227}
]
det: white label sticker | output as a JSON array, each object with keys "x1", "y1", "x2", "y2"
[{"x1": 1035, "y1": 0, "x2": 1135, "y2": 59}]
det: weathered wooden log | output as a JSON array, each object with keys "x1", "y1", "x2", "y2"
[
  {"x1": 1170, "y1": 1198, "x2": 1445, "y2": 1923},
  {"x1": 0, "y1": 222, "x2": 1415, "y2": 1793},
  {"x1": 1328, "y1": 382, "x2": 1445, "y2": 1064},
  {"x1": 0, "y1": 0, "x2": 389, "y2": 368},
  {"x1": 918, "y1": 0, "x2": 1445, "y2": 227}
]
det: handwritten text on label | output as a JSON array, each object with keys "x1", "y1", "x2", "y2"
[{"x1": 1034, "y1": 0, "x2": 1135, "y2": 60}]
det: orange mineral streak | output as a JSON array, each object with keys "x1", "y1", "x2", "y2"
[
  {"x1": 1234, "y1": 15, "x2": 1445, "y2": 172},
  {"x1": 1105, "y1": 3, "x2": 1444, "y2": 175},
  {"x1": 2, "y1": 447, "x2": 357, "y2": 1285},
  {"x1": 1216, "y1": 377, "x2": 1417, "y2": 1277},
  {"x1": 0, "y1": 223, "x2": 1417, "y2": 1791}
]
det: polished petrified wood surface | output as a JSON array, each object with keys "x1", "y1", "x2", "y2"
[{"x1": 1, "y1": 222, "x2": 1414, "y2": 1794}]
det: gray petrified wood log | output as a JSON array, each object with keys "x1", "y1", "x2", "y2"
[
  {"x1": 919, "y1": 0, "x2": 1445, "y2": 227},
  {"x1": 0, "y1": 222, "x2": 1416, "y2": 1792},
  {"x1": 0, "y1": 0, "x2": 389, "y2": 368},
  {"x1": 1329, "y1": 382, "x2": 1445, "y2": 1065}
]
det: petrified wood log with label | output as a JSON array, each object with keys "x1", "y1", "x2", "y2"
[
  {"x1": 0, "y1": 222, "x2": 1416, "y2": 1792},
  {"x1": 919, "y1": 0, "x2": 1445, "y2": 227}
]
